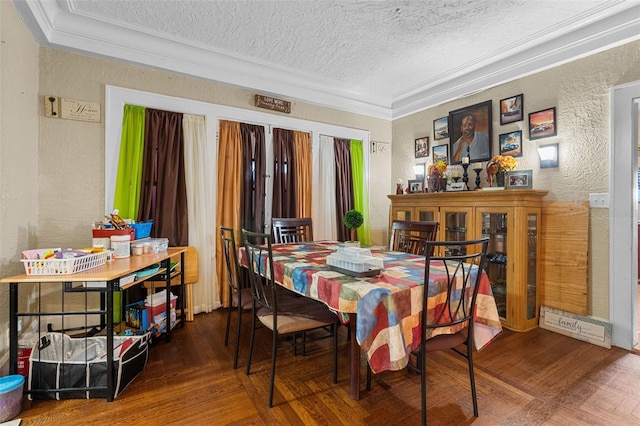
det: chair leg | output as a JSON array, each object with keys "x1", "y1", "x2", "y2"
[
  {"x1": 224, "y1": 294, "x2": 233, "y2": 346},
  {"x1": 268, "y1": 329, "x2": 278, "y2": 408},
  {"x1": 467, "y1": 344, "x2": 479, "y2": 417},
  {"x1": 232, "y1": 305, "x2": 243, "y2": 369},
  {"x1": 420, "y1": 352, "x2": 427, "y2": 426},
  {"x1": 245, "y1": 310, "x2": 257, "y2": 376},
  {"x1": 333, "y1": 323, "x2": 338, "y2": 384},
  {"x1": 366, "y1": 363, "x2": 372, "y2": 391}
]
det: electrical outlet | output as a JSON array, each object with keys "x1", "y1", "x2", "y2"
[{"x1": 589, "y1": 193, "x2": 609, "y2": 208}]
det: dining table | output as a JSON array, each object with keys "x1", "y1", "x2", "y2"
[{"x1": 238, "y1": 240, "x2": 502, "y2": 400}]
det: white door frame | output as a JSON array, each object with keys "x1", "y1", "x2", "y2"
[{"x1": 610, "y1": 80, "x2": 640, "y2": 349}]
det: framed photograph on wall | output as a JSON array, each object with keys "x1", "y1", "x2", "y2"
[
  {"x1": 408, "y1": 179, "x2": 424, "y2": 193},
  {"x1": 499, "y1": 130, "x2": 523, "y2": 157},
  {"x1": 432, "y1": 144, "x2": 449, "y2": 165},
  {"x1": 414, "y1": 136, "x2": 429, "y2": 159},
  {"x1": 499, "y1": 94, "x2": 523, "y2": 125},
  {"x1": 448, "y1": 100, "x2": 492, "y2": 164},
  {"x1": 506, "y1": 169, "x2": 533, "y2": 189},
  {"x1": 433, "y1": 116, "x2": 449, "y2": 140},
  {"x1": 529, "y1": 107, "x2": 557, "y2": 140}
]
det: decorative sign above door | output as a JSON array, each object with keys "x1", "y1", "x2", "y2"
[{"x1": 255, "y1": 94, "x2": 291, "y2": 114}]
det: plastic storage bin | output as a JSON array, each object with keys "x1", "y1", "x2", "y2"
[
  {"x1": 145, "y1": 238, "x2": 169, "y2": 253},
  {"x1": 145, "y1": 290, "x2": 177, "y2": 333},
  {"x1": 0, "y1": 375, "x2": 25, "y2": 422},
  {"x1": 131, "y1": 221, "x2": 153, "y2": 239},
  {"x1": 326, "y1": 247, "x2": 384, "y2": 273}
]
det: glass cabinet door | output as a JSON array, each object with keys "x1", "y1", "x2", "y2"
[
  {"x1": 480, "y1": 211, "x2": 508, "y2": 320},
  {"x1": 440, "y1": 208, "x2": 472, "y2": 256},
  {"x1": 415, "y1": 208, "x2": 437, "y2": 222},
  {"x1": 390, "y1": 208, "x2": 412, "y2": 222}
]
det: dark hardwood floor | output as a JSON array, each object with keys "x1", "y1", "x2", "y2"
[{"x1": 14, "y1": 308, "x2": 640, "y2": 425}]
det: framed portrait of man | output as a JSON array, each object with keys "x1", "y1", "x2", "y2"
[{"x1": 448, "y1": 100, "x2": 493, "y2": 165}]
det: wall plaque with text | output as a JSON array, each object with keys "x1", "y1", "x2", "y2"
[{"x1": 255, "y1": 94, "x2": 291, "y2": 114}]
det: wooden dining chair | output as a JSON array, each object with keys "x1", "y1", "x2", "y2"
[
  {"x1": 367, "y1": 237, "x2": 489, "y2": 425},
  {"x1": 220, "y1": 226, "x2": 254, "y2": 369},
  {"x1": 389, "y1": 220, "x2": 439, "y2": 255},
  {"x1": 271, "y1": 217, "x2": 313, "y2": 243},
  {"x1": 242, "y1": 228, "x2": 339, "y2": 408}
]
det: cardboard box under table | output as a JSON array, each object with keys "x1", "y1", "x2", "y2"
[{"x1": 28, "y1": 332, "x2": 150, "y2": 400}]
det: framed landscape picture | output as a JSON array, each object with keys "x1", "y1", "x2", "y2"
[
  {"x1": 529, "y1": 107, "x2": 557, "y2": 140},
  {"x1": 500, "y1": 94, "x2": 523, "y2": 125},
  {"x1": 499, "y1": 130, "x2": 523, "y2": 157},
  {"x1": 415, "y1": 136, "x2": 429, "y2": 158},
  {"x1": 448, "y1": 100, "x2": 492, "y2": 164},
  {"x1": 433, "y1": 116, "x2": 449, "y2": 140},
  {"x1": 432, "y1": 144, "x2": 449, "y2": 165}
]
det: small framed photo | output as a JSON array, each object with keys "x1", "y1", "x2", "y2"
[
  {"x1": 506, "y1": 170, "x2": 533, "y2": 189},
  {"x1": 432, "y1": 144, "x2": 449, "y2": 165},
  {"x1": 408, "y1": 179, "x2": 424, "y2": 193},
  {"x1": 433, "y1": 116, "x2": 449, "y2": 140},
  {"x1": 500, "y1": 94, "x2": 523, "y2": 125},
  {"x1": 499, "y1": 130, "x2": 523, "y2": 157},
  {"x1": 415, "y1": 136, "x2": 429, "y2": 159},
  {"x1": 529, "y1": 107, "x2": 557, "y2": 140}
]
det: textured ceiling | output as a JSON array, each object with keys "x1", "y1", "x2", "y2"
[{"x1": 14, "y1": 0, "x2": 640, "y2": 118}]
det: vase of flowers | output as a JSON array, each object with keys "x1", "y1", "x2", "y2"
[
  {"x1": 427, "y1": 160, "x2": 448, "y2": 192},
  {"x1": 487, "y1": 155, "x2": 517, "y2": 187}
]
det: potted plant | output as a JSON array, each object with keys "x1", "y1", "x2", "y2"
[{"x1": 344, "y1": 209, "x2": 364, "y2": 247}]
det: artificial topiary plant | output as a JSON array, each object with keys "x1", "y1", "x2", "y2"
[{"x1": 344, "y1": 209, "x2": 364, "y2": 242}]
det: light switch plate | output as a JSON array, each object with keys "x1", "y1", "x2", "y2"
[{"x1": 589, "y1": 193, "x2": 609, "y2": 208}]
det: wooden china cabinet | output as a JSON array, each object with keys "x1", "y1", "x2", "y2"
[{"x1": 388, "y1": 189, "x2": 548, "y2": 331}]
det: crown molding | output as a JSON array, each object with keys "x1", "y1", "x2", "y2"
[{"x1": 13, "y1": 0, "x2": 640, "y2": 121}]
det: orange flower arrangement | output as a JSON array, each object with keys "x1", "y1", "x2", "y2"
[
  {"x1": 427, "y1": 160, "x2": 448, "y2": 177},
  {"x1": 490, "y1": 155, "x2": 517, "y2": 173}
]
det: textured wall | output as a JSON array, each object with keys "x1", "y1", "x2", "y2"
[
  {"x1": 0, "y1": 2, "x2": 40, "y2": 365},
  {"x1": 392, "y1": 40, "x2": 640, "y2": 320}
]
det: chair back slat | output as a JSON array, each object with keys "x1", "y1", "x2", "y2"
[
  {"x1": 422, "y1": 238, "x2": 489, "y2": 331},
  {"x1": 242, "y1": 229, "x2": 277, "y2": 312},
  {"x1": 390, "y1": 220, "x2": 439, "y2": 255},
  {"x1": 220, "y1": 227, "x2": 242, "y2": 292},
  {"x1": 272, "y1": 217, "x2": 313, "y2": 243}
]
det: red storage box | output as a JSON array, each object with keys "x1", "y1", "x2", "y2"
[{"x1": 92, "y1": 228, "x2": 136, "y2": 240}]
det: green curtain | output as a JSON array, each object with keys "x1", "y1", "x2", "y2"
[
  {"x1": 350, "y1": 139, "x2": 371, "y2": 246},
  {"x1": 113, "y1": 105, "x2": 146, "y2": 219}
]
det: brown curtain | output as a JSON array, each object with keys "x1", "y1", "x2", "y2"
[
  {"x1": 216, "y1": 120, "x2": 243, "y2": 308},
  {"x1": 272, "y1": 128, "x2": 297, "y2": 218},
  {"x1": 240, "y1": 123, "x2": 266, "y2": 233},
  {"x1": 293, "y1": 131, "x2": 312, "y2": 218},
  {"x1": 334, "y1": 138, "x2": 354, "y2": 241},
  {"x1": 138, "y1": 108, "x2": 188, "y2": 246}
]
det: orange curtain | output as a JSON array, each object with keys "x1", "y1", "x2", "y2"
[
  {"x1": 293, "y1": 131, "x2": 312, "y2": 218},
  {"x1": 216, "y1": 120, "x2": 242, "y2": 307}
]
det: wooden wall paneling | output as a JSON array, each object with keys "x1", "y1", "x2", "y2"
[{"x1": 540, "y1": 201, "x2": 589, "y2": 315}]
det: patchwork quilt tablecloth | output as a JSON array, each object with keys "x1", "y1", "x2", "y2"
[{"x1": 238, "y1": 241, "x2": 502, "y2": 374}]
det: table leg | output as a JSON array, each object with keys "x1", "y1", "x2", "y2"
[{"x1": 348, "y1": 313, "x2": 360, "y2": 400}]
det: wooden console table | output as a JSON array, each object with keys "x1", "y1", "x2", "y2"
[{"x1": 1, "y1": 247, "x2": 186, "y2": 401}]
